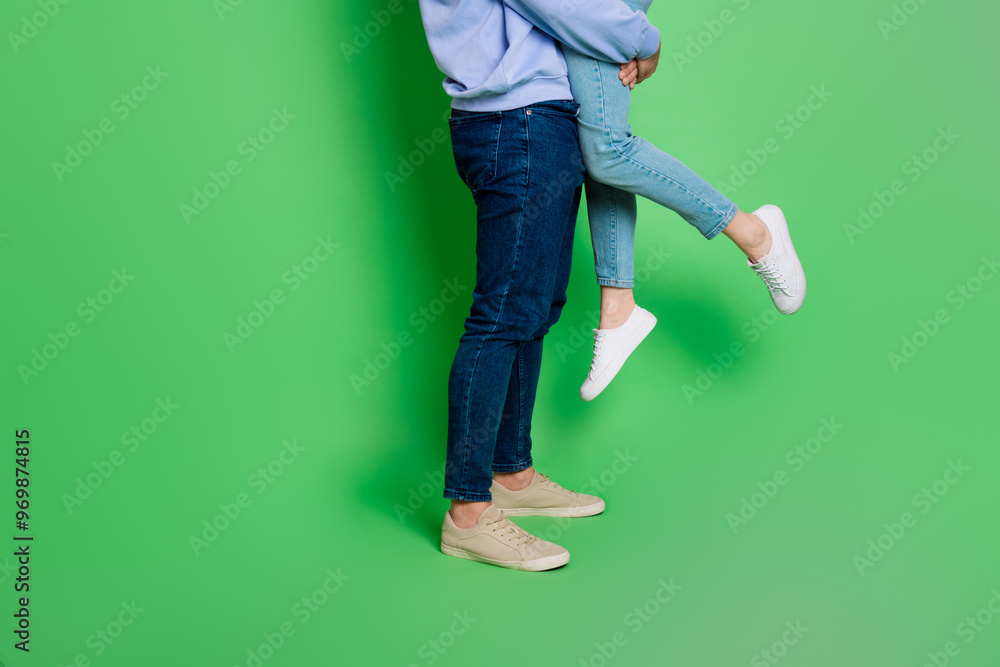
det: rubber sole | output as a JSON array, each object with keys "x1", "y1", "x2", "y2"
[
  {"x1": 440, "y1": 543, "x2": 570, "y2": 571},
  {"x1": 498, "y1": 499, "x2": 606, "y2": 518}
]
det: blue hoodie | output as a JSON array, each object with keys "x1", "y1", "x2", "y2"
[{"x1": 418, "y1": 0, "x2": 660, "y2": 111}]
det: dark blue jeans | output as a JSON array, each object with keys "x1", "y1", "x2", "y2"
[{"x1": 444, "y1": 99, "x2": 585, "y2": 502}]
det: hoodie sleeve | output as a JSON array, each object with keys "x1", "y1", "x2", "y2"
[{"x1": 502, "y1": 0, "x2": 660, "y2": 63}]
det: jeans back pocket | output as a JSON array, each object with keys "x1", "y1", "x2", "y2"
[{"x1": 448, "y1": 111, "x2": 502, "y2": 194}]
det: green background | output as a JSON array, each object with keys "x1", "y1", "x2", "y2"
[{"x1": 2, "y1": 0, "x2": 998, "y2": 665}]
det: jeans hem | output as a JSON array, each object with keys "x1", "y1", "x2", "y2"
[
  {"x1": 704, "y1": 202, "x2": 738, "y2": 240},
  {"x1": 491, "y1": 459, "x2": 533, "y2": 473},
  {"x1": 597, "y1": 277, "x2": 635, "y2": 288},
  {"x1": 443, "y1": 489, "x2": 492, "y2": 502}
]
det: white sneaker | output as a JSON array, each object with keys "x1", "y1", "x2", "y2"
[
  {"x1": 748, "y1": 205, "x2": 806, "y2": 314},
  {"x1": 580, "y1": 305, "x2": 656, "y2": 402}
]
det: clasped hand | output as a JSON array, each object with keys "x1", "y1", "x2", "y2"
[{"x1": 618, "y1": 42, "x2": 661, "y2": 89}]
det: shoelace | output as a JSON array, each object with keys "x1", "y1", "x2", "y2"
[
  {"x1": 589, "y1": 331, "x2": 606, "y2": 374},
  {"x1": 751, "y1": 257, "x2": 789, "y2": 294},
  {"x1": 536, "y1": 474, "x2": 579, "y2": 498},
  {"x1": 487, "y1": 514, "x2": 535, "y2": 548}
]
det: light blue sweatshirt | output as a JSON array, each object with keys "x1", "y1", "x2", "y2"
[{"x1": 418, "y1": 0, "x2": 660, "y2": 111}]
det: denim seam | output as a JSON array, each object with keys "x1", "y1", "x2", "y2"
[
  {"x1": 444, "y1": 488, "x2": 492, "y2": 502},
  {"x1": 598, "y1": 277, "x2": 635, "y2": 288},
  {"x1": 592, "y1": 60, "x2": 731, "y2": 238},
  {"x1": 705, "y1": 202, "x2": 738, "y2": 240},
  {"x1": 456, "y1": 113, "x2": 507, "y2": 492},
  {"x1": 491, "y1": 461, "x2": 532, "y2": 473},
  {"x1": 612, "y1": 145, "x2": 731, "y2": 237},
  {"x1": 516, "y1": 343, "x2": 526, "y2": 463},
  {"x1": 594, "y1": 60, "x2": 623, "y2": 287}
]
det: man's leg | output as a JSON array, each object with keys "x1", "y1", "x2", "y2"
[
  {"x1": 488, "y1": 185, "x2": 606, "y2": 519},
  {"x1": 490, "y1": 181, "x2": 581, "y2": 488},
  {"x1": 444, "y1": 100, "x2": 585, "y2": 517},
  {"x1": 439, "y1": 100, "x2": 589, "y2": 571}
]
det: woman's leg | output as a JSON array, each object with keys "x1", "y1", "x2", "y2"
[
  {"x1": 563, "y1": 32, "x2": 805, "y2": 400},
  {"x1": 582, "y1": 174, "x2": 640, "y2": 328}
]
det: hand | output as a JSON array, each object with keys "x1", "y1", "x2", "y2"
[
  {"x1": 618, "y1": 41, "x2": 661, "y2": 90},
  {"x1": 618, "y1": 59, "x2": 639, "y2": 89},
  {"x1": 635, "y1": 42, "x2": 660, "y2": 85}
]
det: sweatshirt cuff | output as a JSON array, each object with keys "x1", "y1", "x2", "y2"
[{"x1": 637, "y1": 24, "x2": 660, "y2": 60}]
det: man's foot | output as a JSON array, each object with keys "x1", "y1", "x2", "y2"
[
  {"x1": 440, "y1": 504, "x2": 570, "y2": 571},
  {"x1": 491, "y1": 471, "x2": 605, "y2": 517},
  {"x1": 747, "y1": 205, "x2": 806, "y2": 314},
  {"x1": 580, "y1": 305, "x2": 657, "y2": 401}
]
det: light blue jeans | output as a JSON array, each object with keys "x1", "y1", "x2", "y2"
[{"x1": 562, "y1": 0, "x2": 738, "y2": 288}]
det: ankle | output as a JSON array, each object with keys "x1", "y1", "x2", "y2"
[
  {"x1": 449, "y1": 501, "x2": 490, "y2": 529},
  {"x1": 746, "y1": 215, "x2": 772, "y2": 263},
  {"x1": 724, "y1": 210, "x2": 772, "y2": 263},
  {"x1": 598, "y1": 288, "x2": 636, "y2": 329},
  {"x1": 493, "y1": 467, "x2": 534, "y2": 492}
]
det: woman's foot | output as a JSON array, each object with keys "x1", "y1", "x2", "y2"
[
  {"x1": 745, "y1": 205, "x2": 806, "y2": 314},
  {"x1": 724, "y1": 206, "x2": 806, "y2": 314},
  {"x1": 580, "y1": 304, "x2": 657, "y2": 401}
]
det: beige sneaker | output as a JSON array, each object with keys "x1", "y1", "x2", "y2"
[
  {"x1": 490, "y1": 471, "x2": 605, "y2": 517},
  {"x1": 440, "y1": 504, "x2": 570, "y2": 571}
]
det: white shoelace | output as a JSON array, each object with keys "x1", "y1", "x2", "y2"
[
  {"x1": 751, "y1": 257, "x2": 789, "y2": 294},
  {"x1": 486, "y1": 514, "x2": 535, "y2": 547},
  {"x1": 589, "y1": 331, "x2": 606, "y2": 375}
]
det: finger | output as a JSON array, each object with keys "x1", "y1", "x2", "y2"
[{"x1": 621, "y1": 63, "x2": 638, "y2": 87}]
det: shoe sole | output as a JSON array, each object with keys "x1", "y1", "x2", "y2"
[
  {"x1": 498, "y1": 499, "x2": 606, "y2": 518},
  {"x1": 580, "y1": 310, "x2": 657, "y2": 402},
  {"x1": 755, "y1": 204, "x2": 806, "y2": 314},
  {"x1": 440, "y1": 544, "x2": 570, "y2": 571}
]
